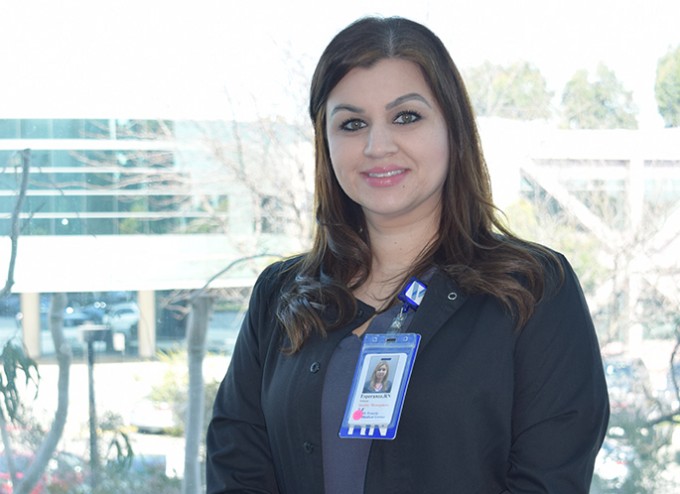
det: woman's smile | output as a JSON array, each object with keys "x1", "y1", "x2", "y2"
[{"x1": 363, "y1": 166, "x2": 409, "y2": 187}]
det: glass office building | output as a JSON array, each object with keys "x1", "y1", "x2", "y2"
[
  {"x1": 0, "y1": 119, "x2": 224, "y2": 236},
  {"x1": 0, "y1": 118, "x2": 312, "y2": 357}
]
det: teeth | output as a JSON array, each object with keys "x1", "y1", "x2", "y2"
[{"x1": 368, "y1": 170, "x2": 403, "y2": 178}]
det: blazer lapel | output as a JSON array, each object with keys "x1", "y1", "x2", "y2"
[{"x1": 408, "y1": 270, "x2": 467, "y2": 352}]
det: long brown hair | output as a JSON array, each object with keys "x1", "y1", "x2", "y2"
[{"x1": 277, "y1": 16, "x2": 562, "y2": 352}]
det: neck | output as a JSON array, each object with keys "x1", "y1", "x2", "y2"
[
  {"x1": 366, "y1": 210, "x2": 440, "y2": 278},
  {"x1": 353, "y1": 208, "x2": 439, "y2": 308}
]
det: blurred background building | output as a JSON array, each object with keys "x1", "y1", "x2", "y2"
[{"x1": 0, "y1": 117, "x2": 311, "y2": 357}]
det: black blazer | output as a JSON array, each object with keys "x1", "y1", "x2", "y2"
[{"x1": 207, "y1": 254, "x2": 609, "y2": 493}]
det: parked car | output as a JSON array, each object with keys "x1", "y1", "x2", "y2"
[
  {"x1": 39, "y1": 306, "x2": 97, "y2": 355},
  {"x1": 102, "y1": 302, "x2": 139, "y2": 350},
  {"x1": 0, "y1": 294, "x2": 20, "y2": 317}
]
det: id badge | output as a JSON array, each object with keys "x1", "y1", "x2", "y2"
[{"x1": 339, "y1": 333, "x2": 420, "y2": 440}]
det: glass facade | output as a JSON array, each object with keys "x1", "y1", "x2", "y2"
[{"x1": 0, "y1": 119, "x2": 230, "y2": 236}]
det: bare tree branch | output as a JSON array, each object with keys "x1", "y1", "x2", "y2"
[{"x1": 1, "y1": 149, "x2": 30, "y2": 298}]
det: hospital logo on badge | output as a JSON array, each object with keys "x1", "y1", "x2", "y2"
[{"x1": 400, "y1": 278, "x2": 427, "y2": 309}]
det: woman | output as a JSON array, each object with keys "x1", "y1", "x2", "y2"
[
  {"x1": 207, "y1": 16, "x2": 609, "y2": 494},
  {"x1": 363, "y1": 361, "x2": 392, "y2": 394}
]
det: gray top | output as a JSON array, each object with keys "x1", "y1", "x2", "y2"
[{"x1": 321, "y1": 304, "x2": 415, "y2": 494}]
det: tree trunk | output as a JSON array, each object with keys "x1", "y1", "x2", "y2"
[
  {"x1": 86, "y1": 336, "x2": 100, "y2": 488},
  {"x1": 15, "y1": 293, "x2": 71, "y2": 494},
  {"x1": 182, "y1": 294, "x2": 212, "y2": 494}
]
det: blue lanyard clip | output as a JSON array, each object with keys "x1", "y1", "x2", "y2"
[{"x1": 389, "y1": 277, "x2": 427, "y2": 333}]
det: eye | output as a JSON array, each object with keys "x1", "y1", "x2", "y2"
[
  {"x1": 394, "y1": 111, "x2": 422, "y2": 125},
  {"x1": 340, "y1": 118, "x2": 367, "y2": 132}
]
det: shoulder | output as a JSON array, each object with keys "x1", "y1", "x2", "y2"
[
  {"x1": 521, "y1": 249, "x2": 594, "y2": 337},
  {"x1": 495, "y1": 235, "x2": 567, "y2": 288},
  {"x1": 252, "y1": 254, "x2": 307, "y2": 296},
  {"x1": 509, "y1": 240, "x2": 582, "y2": 310},
  {"x1": 241, "y1": 256, "x2": 307, "y2": 329},
  {"x1": 534, "y1": 248, "x2": 580, "y2": 301},
  {"x1": 238, "y1": 255, "x2": 309, "y2": 354}
]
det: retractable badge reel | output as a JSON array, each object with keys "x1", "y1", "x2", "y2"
[{"x1": 339, "y1": 278, "x2": 426, "y2": 440}]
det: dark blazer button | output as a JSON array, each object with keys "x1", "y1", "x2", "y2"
[
  {"x1": 303, "y1": 441, "x2": 314, "y2": 453},
  {"x1": 310, "y1": 361, "x2": 321, "y2": 373}
]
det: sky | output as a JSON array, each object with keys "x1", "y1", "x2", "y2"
[{"x1": 1, "y1": 0, "x2": 679, "y2": 128}]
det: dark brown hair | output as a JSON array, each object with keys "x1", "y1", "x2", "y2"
[{"x1": 277, "y1": 16, "x2": 562, "y2": 352}]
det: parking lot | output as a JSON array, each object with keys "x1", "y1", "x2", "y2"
[
  {"x1": 0, "y1": 317, "x2": 233, "y2": 480},
  {"x1": 54, "y1": 357, "x2": 229, "y2": 476}
]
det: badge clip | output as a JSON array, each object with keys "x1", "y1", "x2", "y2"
[{"x1": 389, "y1": 277, "x2": 427, "y2": 333}]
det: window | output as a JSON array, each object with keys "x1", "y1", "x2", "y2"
[
  {"x1": 0, "y1": 119, "x2": 19, "y2": 138},
  {"x1": 260, "y1": 195, "x2": 284, "y2": 234}
]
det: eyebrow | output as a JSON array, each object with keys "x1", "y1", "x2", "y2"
[
  {"x1": 386, "y1": 93, "x2": 432, "y2": 110},
  {"x1": 329, "y1": 103, "x2": 363, "y2": 116},
  {"x1": 329, "y1": 92, "x2": 432, "y2": 116}
]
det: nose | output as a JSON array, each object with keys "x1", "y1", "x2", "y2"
[{"x1": 364, "y1": 124, "x2": 398, "y2": 158}]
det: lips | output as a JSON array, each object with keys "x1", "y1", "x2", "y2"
[
  {"x1": 367, "y1": 169, "x2": 404, "y2": 178},
  {"x1": 362, "y1": 166, "x2": 408, "y2": 187}
]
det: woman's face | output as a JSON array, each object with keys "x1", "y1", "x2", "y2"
[
  {"x1": 375, "y1": 364, "x2": 388, "y2": 381},
  {"x1": 325, "y1": 58, "x2": 450, "y2": 227}
]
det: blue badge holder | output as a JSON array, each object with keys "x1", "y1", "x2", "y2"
[{"x1": 339, "y1": 332, "x2": 420, "y2": 440}]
